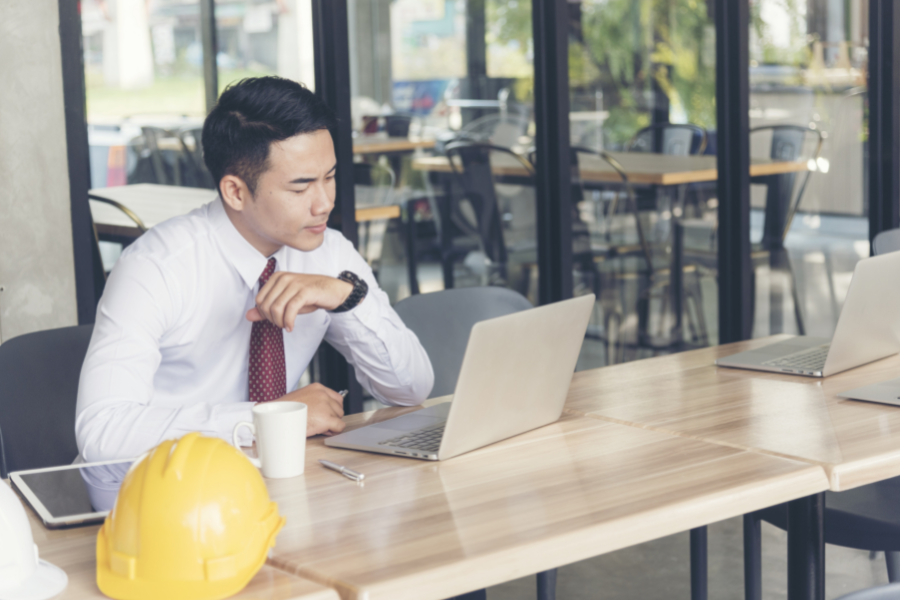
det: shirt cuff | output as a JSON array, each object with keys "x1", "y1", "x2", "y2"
[{"x1": 331, "y1": 294, "x2": 382, "y2": 331}]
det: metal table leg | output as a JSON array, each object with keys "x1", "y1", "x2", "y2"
[
  {"x1": 691, "y1": 526, "x2": 708, "y2": 600},
  {"x1": 744, "y1": 512, "x2": 762, "y2": 600},
  {"x1": 787, "y1": 493, "x2": 825, "y2": 600}
]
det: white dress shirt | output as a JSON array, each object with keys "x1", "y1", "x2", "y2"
[{"x1": 76, "y1": 198, "x2": 434, "y2": 462}]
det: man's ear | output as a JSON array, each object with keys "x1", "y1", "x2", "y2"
[{"x1": 219, "y1": 175, "x2": 252, "y2": 212}]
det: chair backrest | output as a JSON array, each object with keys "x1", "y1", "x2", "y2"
[
  {"x1": 352, "y1": 162, "x2": 395, "y2": 207},
  {"x1": 443, "y1": 141, "x2": 535, "y2": 274},
  {"x1": 459, "y1": 113, "x2": 530, "y2": 148},
  {"x1": 627, "y1": 123, "x2": 708, "y2": 156},
  {"x1": 384, "y1": 114, "x2": 412, "y2": 137},
  {"x1": 393, "y1": 287, "x2": 533, "y2": 398},
  {"x1": 751, "y1": 124, "x2": 824, "y2": 248},
  {"x1": 0, "y1": 325, "x2": 93, "y2": 478},
  {"x1": 178, "y1": 127, "x2": 216, "y2": 189},
  {"x1": 873, "y1": 228, "x2": 900, "y2": 256}
]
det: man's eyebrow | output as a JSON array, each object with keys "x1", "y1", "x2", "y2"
[{"x1": 289, "y1": 164, "x2": 337, "y2": 185}]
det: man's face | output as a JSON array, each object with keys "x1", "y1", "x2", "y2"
[{"x1": 238, "y1": 129, "x2": 337, "y2": 254}]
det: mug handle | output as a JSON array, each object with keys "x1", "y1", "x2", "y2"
[{"x1": 232, "y1": 421, "x2": 262, "y2": 468}]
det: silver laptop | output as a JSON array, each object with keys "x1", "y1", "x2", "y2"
[
  {"x1": 838, "y1": 376, "x2": 900, "y2": 407},
  {"x1": 716, "y1": 251, "x2": 900, "y2": 378},
  {"x1": 325, "y1": 294, "x2": 595, "y2": 461}
]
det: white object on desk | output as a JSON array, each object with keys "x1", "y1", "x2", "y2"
[
  {"x1": 234, "y1": 401, "x2": 307, "y2": 479},
  {"x1": 0, "y1": 483, "x2": 68, "y2": 600}
]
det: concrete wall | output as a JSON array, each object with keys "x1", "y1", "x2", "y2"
[{"x1": 0, "y1": 0, "x2": 78, "y2": 343}]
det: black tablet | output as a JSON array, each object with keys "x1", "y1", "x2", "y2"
[{"x1": 9, "y1": 459, "x2": 135, "y2": 529}]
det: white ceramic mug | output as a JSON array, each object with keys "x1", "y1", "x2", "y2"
[{"x1": 232, "y1": 401, "x2": 307, "y2": 479}]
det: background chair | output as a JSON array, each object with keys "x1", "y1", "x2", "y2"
[
  {"x1": 626, "y1": 123, "x2": 708, "y2": 156},
  {"x1": 177, "y1": 127, "x2": 216, "y2": 189},
  {"x1": 681, "y1": 124, "x2": 824, "y2": 337},
  {"x1": 392, "y1": 287, "x2": 556, "y2": 600},
  {"x1": 0, "y1": 325, "x2": 94, "y2": 479},
  {"x1": 442, "y1": 140, "x2": 537, "y2": 294}
]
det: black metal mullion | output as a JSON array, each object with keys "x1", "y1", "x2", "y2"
[
  {"x1": 714, "y1": 0, "x2": 753, "y2": 343},
  {"x1": 59, "y1": 0, "x2": 101, "y2": 325},
  {"x1": 312, "y1": 0, "x2": 362, "y2": 413},
  {"x1": 868, "y1": 0, "x2": 900, "y2": 244},
  {"x1": 200, "y1": 0, "x2": 219, "y2": 114},
  {"x1": 532, "y1": 0, "x2": 573, "y2": 306}
]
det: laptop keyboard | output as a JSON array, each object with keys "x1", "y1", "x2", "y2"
[
  {"x1": 378, "y1": 423, "x2": 446, "y2": 453},
  {"x1": 761, "y1": 344, "x2": 830, "y2": 371}
]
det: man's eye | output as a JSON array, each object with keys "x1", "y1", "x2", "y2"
[{"x1": 294, "y1": 188, "x2": 309, "y2": 194}]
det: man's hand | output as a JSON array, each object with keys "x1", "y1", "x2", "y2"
[
  {"x1": 280, "y1": 383, "x2": 346, "y2": 436},
  {"x1": 246, "y1": 272, "x2": 353, "y2": 331}
]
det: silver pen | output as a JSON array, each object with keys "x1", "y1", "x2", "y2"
[
  {"x1": 319, "y1": 459, "x2": 365, "y2": 481},
  {"x1": 338, "y1": 389, "x2": 348, "y2": 398}
]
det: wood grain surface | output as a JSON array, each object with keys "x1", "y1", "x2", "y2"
[
  {"x1": 11, "y1": 482, "x2": 339, "y2": 600},
  {"x1": 352, "y1": 136, "x2": 435, "y2": 155},
  {"x1": 412, "y1": 152, "x2": 809, "y2": 185},
  {"x1": 266, "y1": 409, "x2": 826, "y2": 600},
  {"x1": 565, "y1": 335, "x2": 900, "y2": 491}
]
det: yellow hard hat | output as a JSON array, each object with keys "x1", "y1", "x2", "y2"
[{"x1": 96, "y1": 433, "x2": 285, "y2": 600}]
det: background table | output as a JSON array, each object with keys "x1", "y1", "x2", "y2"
[
  {"x1": 352, "y1": 135, "x2": 435, "y2": 155},
  {"x1": 265, "y1": 403, "x2": 827, "y2": 600},
  {"x1": 413, "y1": 151, "x2": 809, "y2": 185},
  {"x1": 89, "y1": 184, "x2": 399, "y2": 240}
]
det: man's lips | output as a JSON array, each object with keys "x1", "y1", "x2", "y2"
[{"x1": 305, "y1": 223, "x2": 327, "y2": 234}]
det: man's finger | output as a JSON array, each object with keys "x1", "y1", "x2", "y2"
[{"x1": 245, "y1": 307, "x2": 264, "y2": 322}]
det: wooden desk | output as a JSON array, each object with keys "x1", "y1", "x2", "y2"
[
  {"x1": 265, "y1": 406, "x2": 827, "y2": 600},
  {"x1": 413, "y1": 152, "x2": 809, "y2": 185},
  {"x1": 89, "y1": 184, "x2": 398, "y2": 239},
  {"x1": 352, "y1": 135, "x2": 435, "y2": 155},
  {"x1": 564, "y1": 335, "x2": 900, "y2": 492},
  {"x1": 13, "y1": 483, "x2": 339, "y2": 600}
]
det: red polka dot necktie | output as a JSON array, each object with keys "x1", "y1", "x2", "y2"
[{"x1": 248, "y1": 258, "x2": 286, "y2": 403}]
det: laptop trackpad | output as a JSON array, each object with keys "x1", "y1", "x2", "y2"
[{"x1": 369, "y1": 414, "x2": 443, "y2": 432}]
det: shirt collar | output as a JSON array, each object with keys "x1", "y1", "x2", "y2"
[{"x1": 209, "y1": 197, "x2": 289, "y2": 290}]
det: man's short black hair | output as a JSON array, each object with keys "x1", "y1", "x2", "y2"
[{"x1": 202, "y1": 76, "x2": 337, "y2": 194}]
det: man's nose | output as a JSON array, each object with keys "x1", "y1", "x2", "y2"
[{"x1": 310, "y1": 182, "x2": 334, "y2": 215}]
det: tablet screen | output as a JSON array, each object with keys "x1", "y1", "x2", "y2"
[{"x1": 14, "y1": 460, "x2": 134, "y2": 520}]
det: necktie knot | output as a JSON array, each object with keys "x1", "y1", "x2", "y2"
[{"x1": 259, "y1": 258, "x2": 277, "y2": 286}]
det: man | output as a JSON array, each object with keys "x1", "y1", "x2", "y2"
[{"x1": 76, "y1": 76, "x2": 434, "y2": 464}]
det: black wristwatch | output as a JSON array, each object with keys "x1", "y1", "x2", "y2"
[{"x1": 330, "y1": 271, "x2": 368, "y2": 313}]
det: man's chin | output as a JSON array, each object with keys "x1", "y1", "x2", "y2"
[{"x1": 289, "y1": 229, "x2": 328, "y2": 252}]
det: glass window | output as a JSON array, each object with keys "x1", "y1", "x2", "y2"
[
  {"x1": 349, "y1": 0, "x2": 539, "y2": 309},
  {"x1": 748, "y1": 0, "x2": 869, "y2": 339},
  {"x1": 570, "y1": 0, "x2": 718, "y2": 369}
]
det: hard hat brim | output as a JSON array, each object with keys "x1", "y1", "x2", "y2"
[
  {"x1": 96, "y1": 522, "x2": 265, "y2": 600},
  {"x1": 0, "y1": 560, "x2": 68, "y2": 600}
]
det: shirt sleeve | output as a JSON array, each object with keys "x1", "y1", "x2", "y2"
[
  {"x1": 323, "y1": 237, "x2": 434, "y2": 406},
  {"x1": 75, "y1": 255, "x2": 254, "y2": 463}
]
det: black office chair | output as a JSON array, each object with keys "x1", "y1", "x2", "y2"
[
  {"x1": 0, "y1": 325, "x2": 94, "y2": 479},
  {"x1": 392, "y1": 287, "x2": 557, "y2": 600}
]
